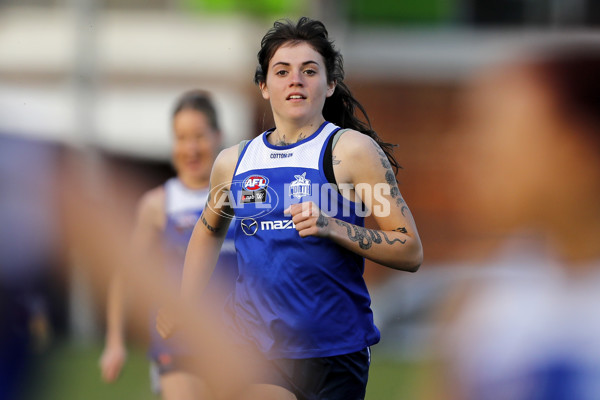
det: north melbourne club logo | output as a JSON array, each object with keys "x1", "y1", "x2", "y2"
[{"x1": 289, "y1": 172, "x2": 311, "y2": 199}]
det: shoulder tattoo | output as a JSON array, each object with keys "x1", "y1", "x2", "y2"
[{"x1": 373, "y1": 141, "x2": 405, "y2": 208}]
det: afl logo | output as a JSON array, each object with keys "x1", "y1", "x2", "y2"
[
  {"x1": 240, "y1": 218, "x2": 258, "y2": 236},
  {"x1": 243, "y1": 175, "x2": 268, "y2": 191}
]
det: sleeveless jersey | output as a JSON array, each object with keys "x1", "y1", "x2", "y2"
[
  {"x1": 228, "y1": 121, "x2": 380, "y2": 360},
  {"x1": 149, "y1": 178, "x2": 237, "y2": 358}
]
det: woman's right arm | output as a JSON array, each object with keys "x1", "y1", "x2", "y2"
[
  {"x1": 180, "y1": 145, "x2": 239, "y2": 302},
  {"x1": 156, "y1": 145, "x2": 238, "y2": 338}
]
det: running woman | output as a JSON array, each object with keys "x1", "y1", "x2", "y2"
[{"x1": 158, "y1": 18, "x2": 422, "y2": 400}]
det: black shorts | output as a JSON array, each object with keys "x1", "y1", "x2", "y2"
[{"x1": 261, "y1": 348, "x2": 371, "y2": 400}]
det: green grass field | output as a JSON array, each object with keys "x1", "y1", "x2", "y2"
[
  {"x1": 22, "y1": 340, "x2": 424, "y2": 400},
  {"x1": 23, "y1": 340, "x2": 155, "y2": 400}
]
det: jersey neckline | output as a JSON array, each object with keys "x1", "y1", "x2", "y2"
[{"x1": 262, "y1": 121, "x2": 330, "y2": 150}]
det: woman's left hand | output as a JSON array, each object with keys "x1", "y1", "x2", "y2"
[{"x1": 284, "y1": 201, "x2": 331, "y2": 238}]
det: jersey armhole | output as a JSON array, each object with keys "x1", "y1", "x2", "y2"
[
  {"x1": 238, "y1": 139, "x2": 250, "y2": 158},
  {"x1": 323, "y1": 128, "x2": 350, "y2": 186}
]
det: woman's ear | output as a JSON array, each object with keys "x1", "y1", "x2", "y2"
[
  {"x1": 326, "y1": 80, "x2": 337, "y2": 98},
  {"x1": 259, "y1": 82, "x2": 270, "y2": 100}
]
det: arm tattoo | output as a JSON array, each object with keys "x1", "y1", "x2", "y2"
[
  {"x1": 394, "y1": 226, "x2": 408, "y2": 234},
  {"x1": 332, "y1": 155, "x2": 341, "y2": 165},
  {"x1": 335, "y1": 220, "x2": 380, "y2": 250},
  {"x1": 335, "y1": 220, "x2": 405, "y2": 250},
  {"x1": 201, "y1": 213, "x2": 220, "y2": 234},
  {"x1": 382, "y1": 231, "x2": 406, "y2": 245},
  {"x1": 374, "y1": 143, "x2": 391, "y2": 169},
  {"x1": 375, "y1": 141, "x2": 405, "y2": 208},
  {"x1": 316, "y1": 213, "x2": 329, "y2": 228},
  {"x1": 379, "y1": 153, "x2": 392, "y2": 170}
]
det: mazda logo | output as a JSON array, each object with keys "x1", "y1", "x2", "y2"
[{"x1": 240, "y1": 218, "x2": 258, "y2": 236}]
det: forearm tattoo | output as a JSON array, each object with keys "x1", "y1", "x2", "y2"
[
  {"x1": 382, "y1": 231, "x2": 407, "y2": 245},
  {"x1": 335, "y1": 220, "x2": 406, "y2": 250},
  {"x1": 201, "y1": 213, "x2": 220, "y2": 234},
  {"x1": 394, "y1": 226, "x2": 408, "y2": 234}
]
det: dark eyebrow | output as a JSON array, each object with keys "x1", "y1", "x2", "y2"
[{"x1": 272, "y1": 60, "x2": 320, "y2": 68}]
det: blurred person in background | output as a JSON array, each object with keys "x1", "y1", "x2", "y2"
[
  {"x1": 99, "y1": 90, "x2": 238, "y2": 400},
  {"x1": 430, "y1": 41, "x2": 600, "y2": 400},
  {"x1": 158, "y1": 17, "x2": 422, "y2": 400}
]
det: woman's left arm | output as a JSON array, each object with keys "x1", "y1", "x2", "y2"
[{"x1": 286, "y1": 131, "x2": 422, "y2": 272}]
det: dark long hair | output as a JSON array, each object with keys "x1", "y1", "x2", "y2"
[
  {"x1": 172, "y1": 89, "x2": 221, "y2": 132},
  {"x1": 254, "y1": 17, "x2": 401, "y2": 175}
]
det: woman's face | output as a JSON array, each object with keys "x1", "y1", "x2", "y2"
[
  {"x1": 260, "y1": 41, "x2": 335, "y2": 125},
  {"x1": 172, "y1": 108, "x2": 220, "y2": 186}
]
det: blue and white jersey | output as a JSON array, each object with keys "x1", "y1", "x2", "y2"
[
  {"x1": 150, "y1": 177, "x2": 237, "y2": 359},
  {"x1": 162, "y1": 178, "x2": 237, "y2": 290},
  {"x1": 228, "y1": 121, "x2": 380, "y2": 360}
]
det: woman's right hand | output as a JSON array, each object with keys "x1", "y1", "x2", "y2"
[
  {"x1": 156, "y1": 306, "x2": 176, "y2": 339},
  {"x1": 99, "y1": 342, "x2": 127, "y2": 383}
]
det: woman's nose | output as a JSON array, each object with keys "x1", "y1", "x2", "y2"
[{"x1": 289, "y1": 70, "x2": 303, "y2": 86}]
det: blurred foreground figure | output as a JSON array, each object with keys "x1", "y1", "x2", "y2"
[
  {"x1": 60, "y1": 149, "x2": 265, "y2": 400},
  {"x1": 0, "y1": 132, "x2": 262, "y2": 400},
  {"x1": 433, "y1": 42, "x2": 600, "y2": 400},
  {"x1": 0, "y1": 134, "x2": 62, "y2": 400}
]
